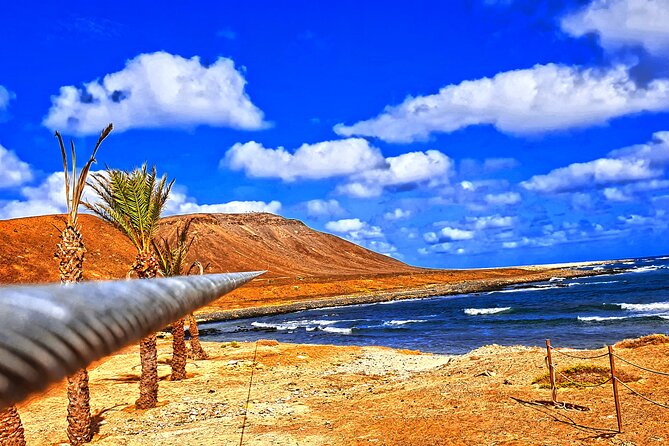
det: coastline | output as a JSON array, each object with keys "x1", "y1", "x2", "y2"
[{"x1": 196, "y1": 264, "x2": 611, "y2": 323}]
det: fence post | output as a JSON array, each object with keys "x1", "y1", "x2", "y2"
[
  {"x1": 546, "y1": 339, "x2": 557, "y2": 403},
  {"x1": 608, "y1": 345, "x2": 622, "y2": 433}
]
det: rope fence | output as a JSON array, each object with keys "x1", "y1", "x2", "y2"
[{"x1": 543, "y1": 339, "x2": 669, "y2": 433}]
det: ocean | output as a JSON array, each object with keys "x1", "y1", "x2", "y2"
[{"x1": 200, "y1": 256, "x2": 669, "y2": 354}]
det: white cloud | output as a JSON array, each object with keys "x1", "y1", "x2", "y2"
[
  {"x1": 43, "y1": 51, "x2": 266, "y2": 135},
  {"x1": 470, "y1": 215, "x2": 516, "y2": 230},
  {"x1": 334, "y1": 64, "x2": 669, "y2": 142},
  {"x1": 0, "y1": 172, "x2": 280, "y2": 220},
  {"x1": 304, "y1": 199, "x2": 345, "y2": 218},
  {"x1": 325, "y1": 218, "x2": 366, "y2": 233},
  {"x1": 0, "y1": 171, "x2": 97, "y2": 219},
  {"x1": 0, "y1": 144, "x2": 33, "y2": 188},
  {"x1": 325, "y1": 218, "x2": 384, "y2": 240},
  {"x1": 522, "y1": 131, "x2": 669, "y2": 193},
  {"x1": 423, "y1": 232, "x2": 439, "y2": 243},
  {"x1": 384, "y1": 208, "x2": 412, "y2": 220},
  {"x1": 562, "y1": 0, "x2": 669, "y2": 56},
  {"x1": 440, "y1": 226, "x2": 475, "y2": 241},
  {"x1": 603, "y1": 187, "x2": 632, "y2": 201},
  {"x1": 224, "y1": 138, "x2": 384, "y2": 181},
  {"x1": 0, "y1": 85, "x2": 12, "y2": 112},
  {"x1": 485, "y1": 192, "x2": 521, "y2": 206},
  {"x1": 165, "y1": 189, "x2": 281, "y2": 215},
  {"x1": 337, "y1": 150, "x2": 453, "y2": 197}
]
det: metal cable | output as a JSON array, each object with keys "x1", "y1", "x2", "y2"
[
  {"x1": 615, "y1": 378, "x2": 669, "y2": 409},
  {"x1": 0, "y1": 271, "x2": 263, "y2": 409},
  {"x1": 549, "y1": 347, "x2": 609, "y2": 360},
  {"x1": 612, "y1": 354, "x2": 669, "y2": 377}
]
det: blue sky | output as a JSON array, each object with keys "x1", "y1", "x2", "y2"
[{"x1": 2, "y1": 0, "x2": 669, "y2": 268}]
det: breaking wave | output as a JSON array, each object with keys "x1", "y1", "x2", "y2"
[{"x1": 464, "y1": 307, "x2": 511, "y2": 316}]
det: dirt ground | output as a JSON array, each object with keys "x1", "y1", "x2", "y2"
[{"x1": 18, "y1": 336, "x2": 669, "y2": 446}]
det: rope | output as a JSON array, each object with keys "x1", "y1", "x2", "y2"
[
  {"x1": 549, "y1": 347, "x2": 609, "y2": 360},
  {"x1": 239, "y1": 341, "x2": 259, "y2": 446},
  {"x1": 0, "y1": 272, "x2": 263, "y2": 409},
  {"x1": 615, "y1": 378, "x2": 669, "y2": 409},
  {"x1": 612, "y1": 354, "x2": 669, "y2": 377}
]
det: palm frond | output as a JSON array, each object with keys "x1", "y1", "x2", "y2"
[
  {"x1": 152, "y1": 219, "x2": 194, "y2": 277},
  {"x1": 86, "y1": 163, "x2": 174, "y2": 253},
  {"x1": 56, "y1": 124, "x2": 113, "y2": 226}
]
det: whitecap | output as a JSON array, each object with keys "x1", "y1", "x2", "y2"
[
  {"x1": 383, "y1": 319, "x2": 427, "y2": 326},
  {"x1": 464, "y1": 307, "x2": 511, "y2": 316},
  {"x1": 618, "y1": 302, "x2": 669, "y2": 312},
  {"x1": 578, "y1": 316, "x2": 628, "y2": 322},
  {"x1": 321, "y1": 326, "x2": 353, "y2": 334}
]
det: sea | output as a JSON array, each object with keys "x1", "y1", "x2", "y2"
[{"x1": 200, "y1": 256, "x2": 669, "y2": 354}]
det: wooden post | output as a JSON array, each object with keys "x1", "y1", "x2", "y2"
[
  {"x1": 546, "y1": 339, "x2": 557, "y2": 403},
  {"x1": 608, "y1": 345, "x2": 622, "y2": 433}
]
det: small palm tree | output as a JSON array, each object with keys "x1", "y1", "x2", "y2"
[
  {"x1": 186, "y1": 261, "x2": 209, "y2": 360},
  {"x1": 152, "y1": 219, "x2": 194, "y2": 380},
  {"x1": 87, "y1": 164, "x2": 173, "y2": 409},
  {"x1": 54, "y1": 124, "x2": 112, "y2": 444}
]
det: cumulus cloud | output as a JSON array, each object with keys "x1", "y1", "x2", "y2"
[
  {"x1": 43, "y1": 51, "x2": 266, "y2": 134},
  {"x1": 165, "y1": 189, "x2": 281, "y2": 215},
  {"x1": 423, "y1": 226, "x2": 475, "y2": 244},
  {"x1": 470, "y1": 215, "x2": 516, "y2": 230},
  {"x1": 325, "y1": 218, "x2": 399, "y2": 257},
  {"x1": 562, "y1": 0, "x2": 669, "y2": 56},
  {"x1": 0, "y1": 85, "x2": 13, "y2": 112},
  {"x1": 224, "y1": 138, "x2": 384, "y2": 181},
  {"x1": 337, "y1": 150, "x2": 453, "y2": 197},
  {"x1": 334, "y1": 64, "x2": 669, "y2": 142},
  {"x1": 522, "y1": 131, "x2": 669, "y2": 193},
  {"x1": 384, "y1": 208, "x2": 412, "y2": 220},
  {"x1": 485, "y1": 192, "x2": 521, "y2": 206},
  {"x1": 0, "y1": 144, "x2": 33, "y2": 188},
  {"x1": 325, "y1": 218, "x2": 368, "y2": 233},
  {"x1": 304, "y1": 199, "x2": 345, "y2": 218}
]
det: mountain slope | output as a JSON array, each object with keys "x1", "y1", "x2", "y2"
[{"x1": 0, "y1": 213, "x2": 419, "y2": 285}]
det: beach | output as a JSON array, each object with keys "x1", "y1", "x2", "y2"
[{"x1": 18, "y1": 336, "x2": 669, "y2": 445}]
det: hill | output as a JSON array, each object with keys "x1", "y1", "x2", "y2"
[{"x1": 0, "y1": 213, "x2": 418, "y2": 285}]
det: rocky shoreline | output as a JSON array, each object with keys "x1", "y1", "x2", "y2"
[{"x1": 197, "y1": 266, "x2": 611, "y2": 323}]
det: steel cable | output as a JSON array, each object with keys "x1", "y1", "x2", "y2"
[
  {"x1": 0, "y1": 271, "x2": 263, "y2": 409},
  {"x1": 612, "y1": 354, "x2": 669, "y2": 377},
  {"x1": 549, "y1": 347, "x2": 609, "y2": 360},
  {"x1": 615, "y1": 378, "x2": 669, "y2": 409}
]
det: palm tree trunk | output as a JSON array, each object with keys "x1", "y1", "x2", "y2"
[
  {"x1": 0, "y1": 405, "x2": 26, "y2": 446},
  {"x1": 66, "y1": 369, "x2": 92, "y2": 444},
  {"x1": 134, "y1": 251, "x2": 160, "y2": 409},
  {"x1": 55, "y1": 224, "x2": 92, "y2": 444},
  {"x1": 170, "y1": 318, "x2": 187, "y2": 380},
  {"x1": 187, "y1": 313, "x2": 208, "y2": 360}
]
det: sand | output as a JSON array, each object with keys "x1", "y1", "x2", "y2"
[{"x1": 17, "y1": 336, "x2": 669, "y2": 446}]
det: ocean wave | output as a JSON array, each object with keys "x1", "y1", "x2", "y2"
[
  {"x1": 464, "y1": 307, "x2": 511, "y2": 316},
  {"x1": 383, "y1": 319, "x2": 427, "y2": 326},
  {"x1": 578, "y1": 316, "x2": 627, "y2": 322},
  {"x1": 490, "y1": 286, "x2": 560, "y2": 294},
  {"x1": 321, "y1": 326, "x2": 353, "y2": 334},
  {"x1": 549, "y1": 277, "x2": 565, "y2": 282},
  {"x1": 251, "y1": 319, "x2": 339, "y2": 331},
  {"x1": 617, "y1": 302, "x2": 669, "y2": 312}
]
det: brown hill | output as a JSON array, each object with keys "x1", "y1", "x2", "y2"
[
  {"x1": 0, "y1": 212, "x2": 418, "y2": 285},
  {"x1": 155, "y1": 213, "x2": 417, "y2": 278}
]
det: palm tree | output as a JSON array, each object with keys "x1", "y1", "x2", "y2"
[
  {"x1": 86, "y1": 164, "x2": 173, "y2": 409},
  {"x1": 152, "y1": 219, "x2": 194, "y2": 380},
  {"x1": 186, "y1": 261, "x2": 209, "y2": 360},
  {"x1": 54, "y1": 124, "x2": 113, "y2": 444}
]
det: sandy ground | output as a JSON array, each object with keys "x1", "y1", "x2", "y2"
[{"x1": 18, "y1": 336, "x2": 669, "y2": 446}]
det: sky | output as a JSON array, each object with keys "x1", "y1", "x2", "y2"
[{"x1": 2, "y1": 0, "x2": 669, "y2": 268}]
